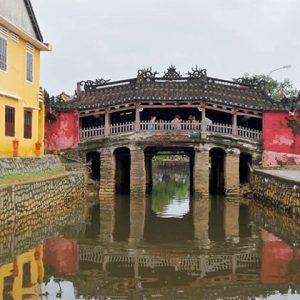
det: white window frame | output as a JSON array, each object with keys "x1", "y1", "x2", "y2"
[
  {"x1": 26, "y1": 50, "x2": 33, "y2": 83},
  {"x1": 0, "y1": 35, "x2": 8, "y2": 72}
]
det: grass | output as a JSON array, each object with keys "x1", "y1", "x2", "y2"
[{"x1": 0, "y1": 168, "x2": 66, "y2": 186}]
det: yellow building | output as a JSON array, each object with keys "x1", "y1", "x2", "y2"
[
  {"x1": 0, "y1": 246, "x2": 44, "y2": 300},
  {"x1": 0, "y1": 0, "x2": 51, "y2": 157}
]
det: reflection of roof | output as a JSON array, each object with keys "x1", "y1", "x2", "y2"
[{"x1": 70, "y1": 67, "x2": 279, "y2": 112}]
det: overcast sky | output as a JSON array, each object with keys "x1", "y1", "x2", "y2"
[{"x1": 31, "y1": 0, "x2": 300, "y2": 96}]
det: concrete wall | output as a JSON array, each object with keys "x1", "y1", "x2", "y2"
[
  {"x1": 250, "y1": 170, "x2": 300, "y2": 216},
  {"x1": 45, "y1": 111, "x2": 79, "y2": 151},
  {"x1": 263, "y1": 111, "x2": 300, "y2": 167},
  {"x1": 0, "y1": 155, "x2": 62, "y2": 177}
]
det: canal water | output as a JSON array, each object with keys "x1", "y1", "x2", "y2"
[{"x1": 1, "y1": 165, "x2": 300, "y2": 299}]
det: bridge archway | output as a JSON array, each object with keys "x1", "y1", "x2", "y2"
[
  {"x1": 86, "y1": 151, "x2": 100, "y2": 180},
  {"x1": 114, "y1": 147, "x2": 131, "y2": 193},
  {"x1": 209, "y1": 148, "x2": 225, "y2": 195},
  {"x1": 240, "y1": 152, "x2": 252, "y2": 184},
  {"x1": 144, "y1": 147, "x2": 195, "y2": 194}
]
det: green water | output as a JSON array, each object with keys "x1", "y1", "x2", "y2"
[{"x1": 1, "y1": 165, "x2": 300, "y2": 299}]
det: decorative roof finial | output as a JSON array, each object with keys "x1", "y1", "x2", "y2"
[{"x1": 163, "y1": 65, "x2": 182, "y2": 80}]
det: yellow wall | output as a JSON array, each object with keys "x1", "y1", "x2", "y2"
[
  {"x1": 0, "y1": 26, "x2": 45, "y2": 157},
  {"x1": 0, "y1": 246, "x2": 44, "y2": 300}
]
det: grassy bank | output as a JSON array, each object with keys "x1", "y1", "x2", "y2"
[{"x1": 0, "y1": 168, "x2": 66, "y2": 186}]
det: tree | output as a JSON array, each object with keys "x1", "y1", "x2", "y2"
[{"x1": 243, "y1": 73, "x2": 298, "y2": 101}]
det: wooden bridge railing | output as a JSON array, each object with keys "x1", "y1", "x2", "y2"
[
  {"x1": 80, "y1": 121, "x2": 262, "y2": 142},
  {"x1": 79, "y1": 245, "x2": 259, "y2": 273}
]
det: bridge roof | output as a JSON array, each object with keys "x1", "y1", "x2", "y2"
[
  {"x1": 49, "y1": 66, "x2": 282, "y2": 111},
  {"x1": 52, "y1": 67, "x2": 282, "y2": 112}
]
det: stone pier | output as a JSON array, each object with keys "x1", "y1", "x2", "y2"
[
  {"x1": 129, "y1": 195, "x2": 146, "y2": 246},
  {"x1": 130, "y1": 147, "x2": 146, "y2": 195},
  {"x1": 194, "y1": 146, "x2": 210, "y2": 196},
  {"x1": 193, "y1": 197, "x2": 210, "y2": 246},
  {"x1": 224, "y1": 199, "x2": 240, "y2": 242},
  {"x1": 99, "y1": 201, "x2": 115, "y2": 243},
  {"x1": 224, "y1": 148, "x2": 240, "y2": 195},
  {"x1": 99, "y1": 148, "x2": 116, "y2": 200}
]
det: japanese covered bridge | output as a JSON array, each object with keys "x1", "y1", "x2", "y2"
[{"x1": 47, "y1": 66, "x2": 278, "y2": 199}]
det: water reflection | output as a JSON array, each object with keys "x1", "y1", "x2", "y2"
[
  {"x1": 151, "y1": 169, "x2": 190, "y2": 218},
  {"x1": 1, "y1": 166, "x2": 300, "y2": 299}
]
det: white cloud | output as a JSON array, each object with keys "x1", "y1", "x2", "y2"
[{"x1": 31, "y1": 0, "x2": 300, "y2": 95}]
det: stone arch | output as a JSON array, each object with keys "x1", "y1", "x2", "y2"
[
  {"x1": 209, "y1": 147, "x2": 226, "y2": 194},
  {"x1": 240, "y1": 152, "x2": 252, "y2": 184},
  {"x1": 114, "y1": 147, "x2": 131, "y2": 193},
  {"x1": 86, "y1": 151, "x2": 100, "y2": 180}
]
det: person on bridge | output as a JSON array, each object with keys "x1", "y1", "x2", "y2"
[
  {"x1": 172, "y1": 115, "x2": 181, "y2": 130},
  {"x1": 148, "y1": 115, "x2": 157, "y2": 130}
]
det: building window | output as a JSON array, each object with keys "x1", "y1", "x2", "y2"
[
  {"x1": 24, "y1": 110, "x2": 32, "y2": 139},
  {"x1": 26, "y1": 51, "x2": 33, "y2": 82},
  {"x1": 0, "y1": 36, "x2": 7, "y2": 71},
  {"x1": 5, "y1": 106, "x2": 15, "y2": 137}
]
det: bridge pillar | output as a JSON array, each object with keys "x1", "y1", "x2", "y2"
[
  {"x1": 224, "y1": 199, "x2": 239, "y2": 243},
  {"x1": 193, "y1": 196, "x2": 210, "y2": 247},
  {"x1": 129, "y1": 195, "x2": 146, "y2": 246},
  {"x1": 130, "y1": 147, "x2": 146, "y2": 195},
  {"x1": 194, "y1": 146, "x2": 210, "y2": 196},
  {"x1": 99, "y1": 148, "x2": 116, "y2": 200},
  {"x1": 224, "y1": 148, "x2": 240, "y2": 195},
  {"x1": 99, "y1": 201, "x2": 115, "y2": 243}
]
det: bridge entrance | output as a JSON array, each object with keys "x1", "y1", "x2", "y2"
[
  {"x1": 144, "y1": 147, "x2": 195, "y2": 195},
  {"x1": 114, "y1": 147, "x2": 131, "y2": 194},
  {"x1": 209, "y1": 148, "x2": 225, "y2": 195},
  {"x1": 240, "y1": 152, "x2": 252, "y2": 184},
  {"x1": 86, "y1": 151, "x2": 100, "y2": 180}
]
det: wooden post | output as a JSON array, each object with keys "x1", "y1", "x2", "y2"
[
  {"x1": 201, "y1": 103, "x2": 206, "y2": 132},
  {"x1": 232, "y1": 109, "x2": 237, "y2": 136},
  {"x1": 104, "y1": 109, "x2": 111, "y2": 137},
  {"x1": 135, "y1": 105, "x2": 140, "y2": 132}
]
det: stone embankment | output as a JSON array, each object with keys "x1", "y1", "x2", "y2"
[
  {"x1": 250, "y1": 169, "x2": 300, "y2": 216},
  {"x1": 0, "y1": 155, "x2": 62, "y2": 176},
  {"x1": 0, "y1": 171, "x2": 85, "y2": 261}
]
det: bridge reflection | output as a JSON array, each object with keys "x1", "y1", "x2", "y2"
[{"x1": 1, "y1": 195, "x2": 300, "y2": 298}]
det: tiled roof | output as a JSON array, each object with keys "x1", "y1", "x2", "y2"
[{"x1": 53, "y1": 67, "x2": 282, "y2": 111}]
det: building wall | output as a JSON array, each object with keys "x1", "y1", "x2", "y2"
[
  {"x1": 263, "y1": 111, "x2": 300, "y2": 166},
  {"x1": 1, "y1": 0, "x2": 37, "y2": 38},
  {"x1": 0, "y1": 246, "x2": 44, "y2": 299},
  {"x1": 0, "y1": 7, "x2": 47, "y2": 157},
  {"x1": 43, "y1": 238, "x2": 79, "y2": 274},
  {"x1": 45, "y1": 111, "x2": 79, "y2": 150}
]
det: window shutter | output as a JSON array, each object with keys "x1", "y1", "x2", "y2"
[
  {"x1": 5, "y1": 106, "x2": 15, "y2": 137},
  {"x1": 24, "y1": 111, "x2": 32, "y2": 139},
  {"x1": 0, "y1": 37, "x2": 7, "y2": 71},
  {"x1": 26, "y1": 52, "x2": 33, "y2": 82}
]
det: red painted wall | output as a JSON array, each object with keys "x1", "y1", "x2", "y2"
[
  {"x1": 263, "y1": 111, "x2": 300, "y2": 166},
  {"x1": 261, "y1": 230, "x2": 300, "y2": 284},
  {"x1": 45, "y1": 111, "x2": 79, "y2": 150},
  {"x1": 43, "y1": 238, "x2": 79, "y2": 274}
]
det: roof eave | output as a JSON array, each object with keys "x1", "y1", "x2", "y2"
[
  {"x1": 0, "y1": 16, "x2": 51, "y2": 51},
  {"x1": 24, "y1": 0, "x2": 43, "y2": 42}
]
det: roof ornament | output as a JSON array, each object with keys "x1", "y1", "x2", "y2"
[
  {"x1": 137, "y1": 67, "x2": 159, "y2": 81},
  {"x1": 79, "y1": 78, "x2": 110, "y2": 91},
  {"x1": 233, "y1": 77, "x2": 267, "y2": 91},
  {"x1": 187, "y1": 66, "x2": 207, "y2": 82},
  {"x1": 163, "y1": 65, "x2": 182, "y2": 80}
]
